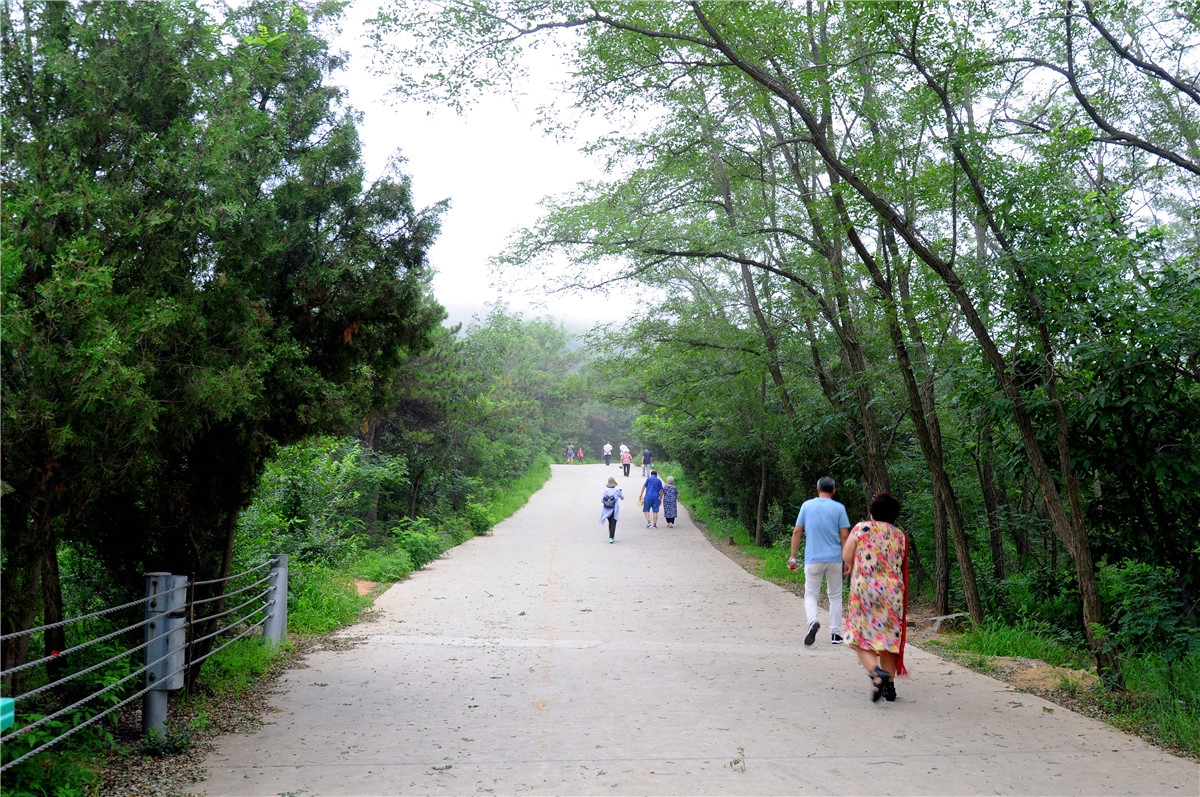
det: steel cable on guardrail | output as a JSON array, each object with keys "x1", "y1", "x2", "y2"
[
  {"x1": 187, "y1": 588, "x2": 271, "y2": 637},
  {"x1": 0, "y1": 646, "x2": 189, "y2": 773},
  {"x1": 0, "y1": 558, "x2": 281, "y2": 772},
  {"x1": 189, "y1": 573, "x2": 271, "y2": 607},
  {"x1": 189, "y1": 557, "x2": 276, "y2": 588},
  {"x1": 1, "y1": 616, "x2": 156, "y2": 699},
  {"x1": 188, "y1": 615, "x2": 270, "y2": 669},
  {"x1": 0, "y1": 623, "x2": 186, "y2": 771},
  {"x1": 0, "y1": 583, "x2": 186, "y2": 643}
]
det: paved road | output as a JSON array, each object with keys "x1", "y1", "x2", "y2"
[{"x1": 202, "y1": 464, "x2": 1198, "y2": 795}]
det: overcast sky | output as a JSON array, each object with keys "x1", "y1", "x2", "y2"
[{"x1": 332, "y1": 6, "x2": 618, "y2": 329}]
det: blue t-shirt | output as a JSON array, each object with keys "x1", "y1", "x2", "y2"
[
  {"x1": 795, "y1": 496, "x2": 850, "y2": 563},
  {"x1": 643, "y1": 476, "x2": 663, "y2": 501}
]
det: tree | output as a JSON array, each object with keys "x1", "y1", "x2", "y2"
[{"x1": 1, "y1": 0, "x2": 443, "y2": 682}]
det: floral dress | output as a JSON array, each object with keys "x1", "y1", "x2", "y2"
[
  {"x1": 661, "y1": 485, "x2": 679, "y2": 520},
  {"x1": 844, "y1": 520, "x2": 908, "y2": 655}
]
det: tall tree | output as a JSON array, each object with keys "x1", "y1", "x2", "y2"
[{"x1": 1, "y1": 0, "x2": 443, "y2": 680}]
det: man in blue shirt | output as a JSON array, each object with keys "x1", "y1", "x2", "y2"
[
  {"x1": 788, "y1": 476, "x2": 851, "y2": 646},
  {"x1": 639, "y1": 469, "x2": 664, "y2": 528}
]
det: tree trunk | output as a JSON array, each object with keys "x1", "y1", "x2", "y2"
[
  {"x1": 932, "y1": 480, "x2": 951, "y2": 616},
  {"x1": 408, "y1": 468, "x2": 426, "y2": 520},
  {"x1": 755, "y1": 454, "x2": 769, "y2": 547},
  {"x1": 835, "y1": 201, "x2": 982, "y2": 622},
  {"x1": 976, "y1": 426, "x2": 1007, "y2": 581},
  {"x1": 186, "y1": 504, "x2": 242, "y2": 690},
  {"x1": 364, "y1": 415, "x2": 382, "y2": 537},
  {"x1": 41, "y1": 544, "x2": 67, "y2": 683}
]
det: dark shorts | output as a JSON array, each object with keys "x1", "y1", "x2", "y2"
[{"x1": 643, "y1": 498, "x2": 661, "y2": 513}]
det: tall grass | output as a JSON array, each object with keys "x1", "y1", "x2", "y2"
[
  {"x1": 940, "y1": 618, "x2": 1092, "y2": 669},
  {"x1": 197, "y1": 637, "x2": 281, "y2": 695},
  {"x1": 288, "y1": 566, "x2": 371, "y2": 634},
  {"x1": 485, "y1": 453, "x2": 553, "y2": 525},
  {"x1": 1098, "y1": 653, "x2": 1200, "y2": 756}
]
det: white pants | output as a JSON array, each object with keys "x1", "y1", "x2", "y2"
[{"x1": 804, "y1": 560, "x2": 843, "y2": 634}]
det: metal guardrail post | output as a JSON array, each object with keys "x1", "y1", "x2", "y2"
[
  {"x1": 142, "y1": 573, "x2": 187, "y2": 737},
  {"x1": 264, "y1": 555, "x2": 288, "y2": 648}
]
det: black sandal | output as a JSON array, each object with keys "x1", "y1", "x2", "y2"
[{"x1": 871, "y1": 666, "x2": 893, "y2": 703}]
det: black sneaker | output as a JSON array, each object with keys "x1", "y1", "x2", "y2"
[
  {"x1": 804, "y1": 621, "x2": 820, "y2": 646},
  {"x1": 831, "y1": 633, "x2": 844, "y2": 645}
]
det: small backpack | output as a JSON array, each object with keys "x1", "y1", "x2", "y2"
[{"x1": 602, "y1": 491, "x2": 617, "y2": 509}]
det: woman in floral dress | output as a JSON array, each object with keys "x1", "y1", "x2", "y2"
[
  {"x1": 661, "y1": 476, "x2": 679, "y2": 527},
  {"x1": 842, "y1": 492, "x2": 908, "y2": 702}
]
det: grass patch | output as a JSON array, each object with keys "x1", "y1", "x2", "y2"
[
  {"x1": 196, "y1": 637, "x2": 282, "y2": 695},
  {"x1": 485, "y1": 454, "x2": 553, "y2": 525},
  {"x1": 940, "y1": 618, "x2": 1091, "y2": 670},
  {"x1": 1097, "y1": 653, "x2": 1200, "y2": 757},
  {"x1": 288, "y1": 565, "x2": 371, "y2": 634},
  {"x1": 350, "y1": 545, "x2": 414, "y2": 582}
]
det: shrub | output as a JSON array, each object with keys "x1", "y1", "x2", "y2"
[
  {"x1": 390, "y1": 517, "x2": 446, "y2": 569},
  {"x1": 461, "y1": 501, "x2": 492, "y2": 535},
  {"x1": 1098, "y1": 559, "x2": 1200, "y2": 670},
  {"x1": 287, "y1": 566, "x2": 370, "y2": 634},
  {"x1": 350, "y1": 547, "x2": 414, "y2": 582}
]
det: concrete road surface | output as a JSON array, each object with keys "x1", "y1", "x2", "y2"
[{"x1": 202, "y1": 463, "x2": 1198, "y2": 795}]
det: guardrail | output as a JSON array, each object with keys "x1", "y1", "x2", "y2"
[{"x1": 0, "y1": 555, "x2": 288, "y2": 772}]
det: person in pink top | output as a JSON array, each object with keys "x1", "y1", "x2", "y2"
[
  {"x1": 620, "y1": 448, "x2": 633, "y2": 476},
  {"x1": 576, "y1": 446, "x2": 584, "y2": 463}
]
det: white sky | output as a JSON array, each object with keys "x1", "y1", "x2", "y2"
[{"x1": 332, "y1": 6, "x2": 617, "y2": 329}]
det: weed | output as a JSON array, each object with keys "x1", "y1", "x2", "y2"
[
  {"x1": 350, "y1": 546, "x2": 414, "y2": 582},
  {"x1": 288, "y1": 566, "x2": 371, "y2": 633},
  {"x1": 945, "y1": 617, "x2": 1090, "y2": 670},
  {"x1": 198, "y1": 639, "x2": 280, "y2": 695},
  {"x1": 726, "y1": 745, "x2": 746, "y2": 772}
]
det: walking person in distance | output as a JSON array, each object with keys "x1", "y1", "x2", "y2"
[
  {"x1": 788, "y1": 476, "x2": 851, "y2": 646},
  {"x1": 843, "y1": 491, "x2": 909, "y2": 702},
  {"x1": 599, "y1": 477, "x2": 624, "y2": 543},
  {"x1": 641, "y1": 447, "x2": 653, "y2": 477},
  {"x1": 620, "y1": 448, "x2": 633, "y2": 477},
  {"x1": 603, "y1": 442, "x2": 613, "y2": 466}
]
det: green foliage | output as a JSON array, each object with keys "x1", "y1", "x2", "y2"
[
  {"x1": 389, "y1": 517, "x2": 447, "y2": 570},
  {"x1": 350, "y1": 546, "x2": 414, "y2": 582},
  {"x1": 1098, "y1": 560, "x2": 1200, "y2": 668},
  {"x1": 287, "y1": 566, "x2": 371, "y2": 634},
  {"x1": 483, "y1": 454, "x2": 553, "y2": 526},
  {"x1": 196, "y1": 638, "x2": 280, "y2": 696},
  {"x1": 1, "y1": 0, "x2": 444, "y2": 666},
  {"x1": 235, "y1": 437, "x2": 377, "y2": 571},
  {"x1": 0, "y1": 637, "x2": 133, "y2": 796}
]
